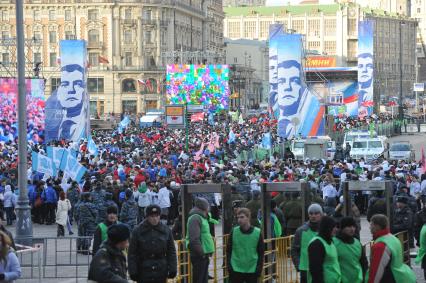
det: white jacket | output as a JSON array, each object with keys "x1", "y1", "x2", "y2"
[
  {"x1": 56, "y1": 199, "x2": 71, "y2": 226},
  {"x1": 135, "y1": 191, "x2": 151, "y2": 208},
  {"x1": 157, "y1": 187, "x2": 171, "y2": 208}
]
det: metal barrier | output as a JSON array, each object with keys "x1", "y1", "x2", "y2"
[
  {"x1": 16, "y1": 244, "x2": 42, "y2": 282},
  {"x1": 262, "y1": 236, "x2": 299, "y2": 283},
  {"x1": 168, "y1": 240, "x2": 191, "y2": 283}
]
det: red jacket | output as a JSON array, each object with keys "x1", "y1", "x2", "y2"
[{"x1": 368, "y1": 228, "x2": 396, "y2": 283}]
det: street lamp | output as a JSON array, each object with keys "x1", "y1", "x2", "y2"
[{"x1": 398, "y1": 21, "x2": 406, "y2": 120}]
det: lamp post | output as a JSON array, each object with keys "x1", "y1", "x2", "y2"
[
  {"x1": 398, "y1": 21, "x2": 404, "y2": 120},
  {"x1": 15, "y1": 0, "x2": 32, "y2": 245}
]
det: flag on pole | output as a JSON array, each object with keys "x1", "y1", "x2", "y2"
[
  {"x1": 88, "y1": 135, "x2": 99, "y2": 157},
  {"x1": 46, "y1": 146, "x2": 66, "y2": 175},
  {"x1": 238, "y1": 114, "x2": 244, "y2": 125},
  {"x1": 228, "y1": 130, "x2": 236, "y2": 144},
  {"x1": 208, "y1": 113, "x2": 215, "y2": 126},
  {"x1": 190, "y1": 112, "x2": 204, "y2": 122},
  {"x1": 60, "y1": 150, "x2": 87, "y2": 183},
  {"x1": 118, "y1": 116, "x2": 131, "y2": 134},
  {"x1": 422, "y1": 147, "x2": 426, "y2": 174},
  {"x1": 32, "y1": 151, "x2": 56, "y2": 177},
  {"x1": 98, "y1": 55, "x2": 109, "y2": 64},
  {"x1": 194, "y1": 143, "x2": 205, "y2": 161}
]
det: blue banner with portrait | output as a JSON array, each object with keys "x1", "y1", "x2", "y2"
[
  {"x1": 274, "y1": 33, "x2": 325, "y2": 139},
  {"x1": 45, "y1": 40, "x2": 90, "y2": 142},
  {"x1": 268, "y1": 24, "x2": 284, "y2": 119},
  {"x1": 358, "y1": 21, "x2": 374, "y2": 117}
]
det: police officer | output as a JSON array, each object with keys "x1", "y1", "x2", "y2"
[
  {"x1": 334, "y1": 217, "x2": 368, "y2": 283},
  {"x1": 75, "y1": 192, "x2": 98, "y2": 255},
  {"x1": 291, "y1": 203, "x2": 323, "y2": 283},
  {"x1": 128, "y1": 204, "x2": 177, "y2": 283},
  {"x1": 119, "y1": 189, "x2": 138, "y2": 231},
  {"x1": 88, "y1": 223, "x2": 130, "y2": 283},
  {"x1": 392, "y1": 196, "x2": 414, "y2": 247},
  {"x1": 91, "y1": 181, "x2": 106, "y2": 223},
  {"x1": 66, "y1": 181, "x2": 80, "y2": 225},
  {"x1": 283, "y1": 192, "x2": 303, "y2": 236},
  {"x1": 97, "y1": 192, "x2": 118, "y2": 224}
]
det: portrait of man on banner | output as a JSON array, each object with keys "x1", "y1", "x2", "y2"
[
  {"x1": 45, "y1": 64, "x2": 89, "y2": 141},
  {"x1": 357, "y1": 20, "x2": 374, "y2": 116}
]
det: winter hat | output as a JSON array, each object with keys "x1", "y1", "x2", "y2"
[
  {"x1": 318, "y1": 216, "x2": 337, "y2": 238},
  {"x1": 125, "y1": 189, "x2": 133, "y2": 199},
  {"x1": 195, "y1": 197, "x2": 210, "y2": 212},
  {"x1": 339, "y1": 217, "x2": 357, "y2": 229},
  {"x1": 145, "y1": 204, "x2": 161, "y2": 216},
  {"x1": 106, "y1": 205, "x2": 118, "y2": 215},
  {"x1": 107, "y1": 223, "x2": 130, "y2": 244},
  {"x1": 308, "y1": 203, "x2": 323, "y2": 215}
]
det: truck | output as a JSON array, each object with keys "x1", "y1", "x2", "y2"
[{"x1": 303, "y1": 138, "x2": 329, "y2": 160}]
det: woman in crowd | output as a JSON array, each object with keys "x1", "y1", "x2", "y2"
[{"x1": 56, "y1": 191, "x2": 71, "y2": 237}]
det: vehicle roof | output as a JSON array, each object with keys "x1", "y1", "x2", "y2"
[
  {"x1": 353, "y1": 137, "x2": 383, "y2": 142},
  {"x1": 391, "y1": 141, "x2": 410, "y2": 144}
]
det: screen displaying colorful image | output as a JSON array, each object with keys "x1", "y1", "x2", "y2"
[
  {"x1": 166, "y1": 65, "x2": 230, "y2": 113},
  {"x1": 0, "y1": 78, "x2": 45, "y2": 143},
  {"x1": 358, "y1": 21, "x2": 374, "y2": 117}
]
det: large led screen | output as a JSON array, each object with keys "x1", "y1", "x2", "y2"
[
  {"x1": 166, "y1": 65, "x2": 230, "y2": 113},
  {"x1": 0, "y1": 78, "x2": 45, "y2": 143}
]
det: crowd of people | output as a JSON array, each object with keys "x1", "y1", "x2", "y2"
[{"x1": 0, "y1": 113, "x2": 425, "y2": 282}]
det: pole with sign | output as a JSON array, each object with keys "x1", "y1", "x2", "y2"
[{"x1": 414, "y1": 83, "x2": 424, "y2": 114}]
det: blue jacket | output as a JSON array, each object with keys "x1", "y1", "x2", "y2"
[
  {"x1": 41, "y1": 186, "x2": 57, "y2": 204},
  {"x1": 27, "y1": 185, "x2": 36, "y2": 205},
  {"x1": 0, "y1": 250, "x2": 21, "y2": 282}
]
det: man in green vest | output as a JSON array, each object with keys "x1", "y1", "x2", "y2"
[
  {"x1": 367, "y1": 214, "x2": 416, "y2": 283},
  {"x1": 291, "y1": 203, "x2": 323, "y2": 283},
  {"x1": 415, "y1": 220, "x2": 426, "y2": 280},
  {"x1": 92, "y1": 205, "x2": 118, "y2": 255},
  {"x1": 307, "y1": 216, "x2": 341, "y2": 283},
  {"x1": 186, "y1": 197, "x2": 215, "y2": 283},
  {"x1": 227, "y1": 208, "x2": 264, "y2": 283},
  {"x1": 334, "y1": 217, "x2": 368, "y2": 283}
]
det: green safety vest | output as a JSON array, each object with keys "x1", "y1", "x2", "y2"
[
  {"x1": 98, "y1": 223, "x2": 108, "y2": 242},
  {"x1": 415, "y1": 224, "x2": 426, "y2": 264},
  {"x1": 308, "y1": 236, "x2": 341, "y2": 283},
  {"x1": 333, "y1": 237, "x2": 363, "y2": 283},
  {"x1": 186, "y1": 214, "x2": 215, "y2": 254},
  {"x1": 230, "y1": 226, "x2": 261, "y2": 273},
  {"x1": 299, "y1": 228, "x2": 317, "y2": 271},
  {"x1": 272, "y1": 214, "x2": 282, "y2": 238},
  {"x1": 371, "y1": 234, "x2": 416, "y2": 283}
]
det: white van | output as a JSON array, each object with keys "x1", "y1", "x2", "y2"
[
  {"x1": 350, "y1": 138, "x2": 385, "y2": 161},
  {"x1": 343, "y1": 131, "x2": 374, "y2": 149}
]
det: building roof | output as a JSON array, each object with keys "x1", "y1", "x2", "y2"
[{"x1": 224, "y1": 4, "x2": 341, "y2": 17}]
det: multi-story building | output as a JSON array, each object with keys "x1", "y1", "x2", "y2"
[
  {"x1": 351, "y1": 0, "x2": 411, "y2": 16},
  {"x1": 223, "y1": 0, "x2": 266, "y2": 6},
  {"x1": 0, "y1": 0, "x2": 224, "y2": 115},
  {"x1": 225, "y1": 39, "x2": 268, "y2": 108},
  {"x1": 224, "y1": 3, "x2": 417, "y2": 103}
]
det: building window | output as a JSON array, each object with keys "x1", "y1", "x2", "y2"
[
  {"x1": 144, "y1": 31, "x2": 152, "y2": 43},
  {"x1": 33, "y1": 52, "x2": 41, "y2": 64},
  {"x1": 2, "y1": 53, "x2": 9, "y2": 66},
  {"x1": 33, "y1": 10, "x2": 40, "y2": 21},
  {"x1": 122, "y1": 79, "x2": 136, "y2": 93},
  {"x1": 122, "y1": 100, "x2": 137, "y2": 114},
  {"x1": 143, "y1": 9, "x2": 152, "y2": 20},
  {"x1": 324, "y1": 19, "x2": 336, "y2": 36},
  {"x1": 49, "y1": 10, "x2": 56, "y2": 21},
  {"x1": 87, "y1": 78, "x2": 104, "y2": 93},
  {"x1": 418, "y1": 8, "x2": 421, "y2": 13},
  {"x1": 244, "y1": 21, "x2": 256, "y2": 38},
  {"x1": 260, "y1": 21, "x2": 271, "y2": 38},
  {"x1": 49, "y1": 52, "x2": 57, "y2": 67},
  {"x1": 308, "y1": 19, "x2": 320, "y2": 37},
  {"x1": 125, "y1": 52, "x2": 133, "y2": 66},
  {"x1": 233, "y1": 57, "x2": 238, "y2": 63},
  {"x1": 228, "y1": 22, "x2": 241, "y2": 38},
  {"x1": 1, "y1": 31, "x2": 8, "y2": 40},
  {"x1": 347, "y1": 40, "x2": 357, "y2": 59},
  {"x1": 88, "y1": 29, "x2": 100, "y2": 44},
  {"x1": 125, "y1": 8, "x2": 132, "y2": 19},
  {"x1": 89, "y1": 52, "x2": 99, "y2": 67},
  {"x1": 51, "y1": 78, "x2": 61, "y2": 92},
  {"x1": 308, "y1": 41, "x2": 320, "y2": 52},
  {"x1": 324, "y1": 41, "x2": 336, "y2": 55},
  {"x1": 33, "y1": 31, "x2": 41, "y2": 42},
  {"x1": 292, "y1": 19, "x2": 305, "y2": 34},
  {"x1": 348, "y1": 19, "x2": 357, "y2": 36},
  {"x1": 124, "y1": 30, "x2": 133, "y2": 43},
  {"x1": 65, "y1": 31, "x2": 75, "y2": 40},
  {"x1": 1, "y1": 10, "x2": 8, "y2": 21},
  {"x1": 65, "y1": 9, "x2": 71, "y2": 21},
  {"x1": 88, "y1": 9, "x2": 99, "y2": 21},
  {"x1": 49, "y1": 31, "x2": 57, "y2": 43}
]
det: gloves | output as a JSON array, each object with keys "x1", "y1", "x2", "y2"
[
  {"x1": 168, "y1": 271, "x2": 177, "y2": 278},
  {"x1": 0, "y1": 274, "x2": 5, "y2": 280}
]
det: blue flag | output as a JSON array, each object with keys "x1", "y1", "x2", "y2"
[
  {"x1": 118, "y1": 116, "x2": 131, "y2": 134},
  {"x1": 88, "y1": 135, "x2": 99, "y2": 157},
  {"x1": 228, "y1": 130, "x2": 236, "y2": 144},
  {"x1": 32, "y1": 151, "x2": 57, "y2": 177},
  {"x1": 208, "y1": 112, "x2": 215, "y2": 126},
  {"x1": 261, "y1": 133, "x2": 272, "y2": 149},
  {"x1": 60, "y1": 150, "x2": 87, "y2": 183}
]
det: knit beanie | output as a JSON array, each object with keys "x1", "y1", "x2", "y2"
[
  {"x1": 195, "y1": 197, "x2": 210, "y2": 212},
  {"x1": 308, "y1": 203, "x2": 323, "y2": 215},
  {"x1": 107, "y1": 223, "x2": 130, "y2": 244},
  {"x1": 339, "y1": 217, "x2": 357, "y2": 229}
]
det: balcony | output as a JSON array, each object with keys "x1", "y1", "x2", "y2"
[
  {"x1": 87, "y1": 41, "x2": 103, "y2": 49},
  {"x1": 123, "y1": 19, "x2": 137, "y2": 26}
]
